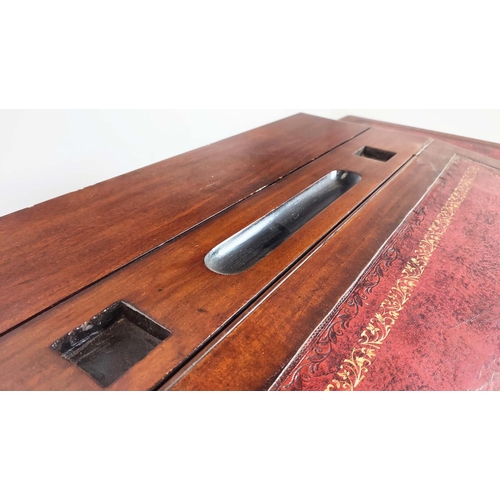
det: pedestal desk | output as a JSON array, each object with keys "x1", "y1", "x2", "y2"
[{"x1": 1, "y1": 114, "x2": 499, "y2": 390}]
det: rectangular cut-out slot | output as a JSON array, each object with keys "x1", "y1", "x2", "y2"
[
  {"x1": 354, "y1": 146, "x2": 396, "y2": 162},
  {"x1": 205, "y1": 170, "x2": 361, "y2": 275},
  {"x1": 51, "y1": 301, "x2": 171, "y2": 387}
]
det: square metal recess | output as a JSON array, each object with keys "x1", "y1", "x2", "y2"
[
  {"x1": 51, "y1": 301, "x2": 170, "y2": 388},
  {"x1": 354, "y1": 146, "x2": 396, "y2": 162}
]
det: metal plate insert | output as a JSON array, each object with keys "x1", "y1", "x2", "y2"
[
  {"x1": 205, "y1": 170, "x2": 361, "y2": 275},
  {"x1": 354, "y1": 146, "x2": 396, "y2": 162},
  {"x1": 51, "y1": 301, "x2": 171, "y2": 387}
]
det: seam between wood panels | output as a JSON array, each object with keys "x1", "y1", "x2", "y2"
[
  {"x1": 340, "y1": 116, "x2": 500, "y2": 151},
  {"x1": 156, "y1": 145, "x2": 431, "y2": 391},
  {"x1": 269, "y1": 149, "x2": 461, "y2": 390},
  {"x1": 0, "y1": 128, "x2": 370, "y2": 339}
]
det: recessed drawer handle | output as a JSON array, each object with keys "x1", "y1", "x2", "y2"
[{"x1": 204, "y1": 170, "x2": 361, "y2": 275}]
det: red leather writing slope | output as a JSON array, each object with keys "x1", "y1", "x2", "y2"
[
  {"x1": 1, "y1": 114, "x2": 499, "y2": 390},
  {"x1": 273, "y1": 156, "x2": 500, "y2": 391}
]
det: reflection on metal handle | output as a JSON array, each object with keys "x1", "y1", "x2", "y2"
[{"x1": 204, "y1": 170, "x2": 361, "y2": 275}]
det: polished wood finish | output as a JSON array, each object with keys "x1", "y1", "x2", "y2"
[
  {"x1": 163, "y1": 141, "x2": 500, "y2": 390},
  {"x1": 341, "y1": 116, "x2": 500, "y2": 159},
  {"x1": 0, "y1": 126, "x2": 427, "y2": 390},
  {"x1": 0, "y1": 113, "x2": 366, "y2": 334},
  {"x1": 2, "y1": 113, "x2": 498, "y2": 390}
]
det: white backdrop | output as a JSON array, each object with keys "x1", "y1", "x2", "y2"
[
  {"x1": 2, "y1": 2, "x2": 499, "y2": 495},
  {"x1": 1, "y1": 109, "x2": 499, "y2": 217}
]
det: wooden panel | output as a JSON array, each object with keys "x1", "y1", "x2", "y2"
[
  {"x1": 0, "y1": 113, "x2": 367, "y2": 334},
  {"x1": 0, "y1": 127, "x2": 428, "y2": 390},
  {"x1": 341, "y1": 115, "x2": 500, "y2": 159},
  {"x1": 163, "y1": 140, "x2": 500, "y2": 391}
]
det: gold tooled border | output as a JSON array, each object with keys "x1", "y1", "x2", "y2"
[{"x1": 326, "y1": 164, "x2": 480, "y2": 391}]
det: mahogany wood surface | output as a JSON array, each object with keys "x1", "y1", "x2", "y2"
[
  {"x1": 0, "y1": 127, "x2": 428, "y2": 390},
  {"x1": 163, "y1": 141, "x2": 500, "y2": 391},
  {"x1": 0, "y1": 113, "x2": 367, "y2": 335},
  {"x1": 341, "y1": 116, "x2": 500, "y2": 159},
  {"x1": 3, "y1": 114, "x2": 498, "y2": 391}
]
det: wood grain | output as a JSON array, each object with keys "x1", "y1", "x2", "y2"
[
  {"x1": 0, "y1": 127, "x2": 427, "y2": 390},
  {"x1": 0, "y1": 113, "x2": 367, "y2": 334},
  {"x1": 341, "y1": 115, "x2": 500, "y2": 159},
  {"x1": 163, "y1": 140, "x2": 500, "y2": 391}
]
